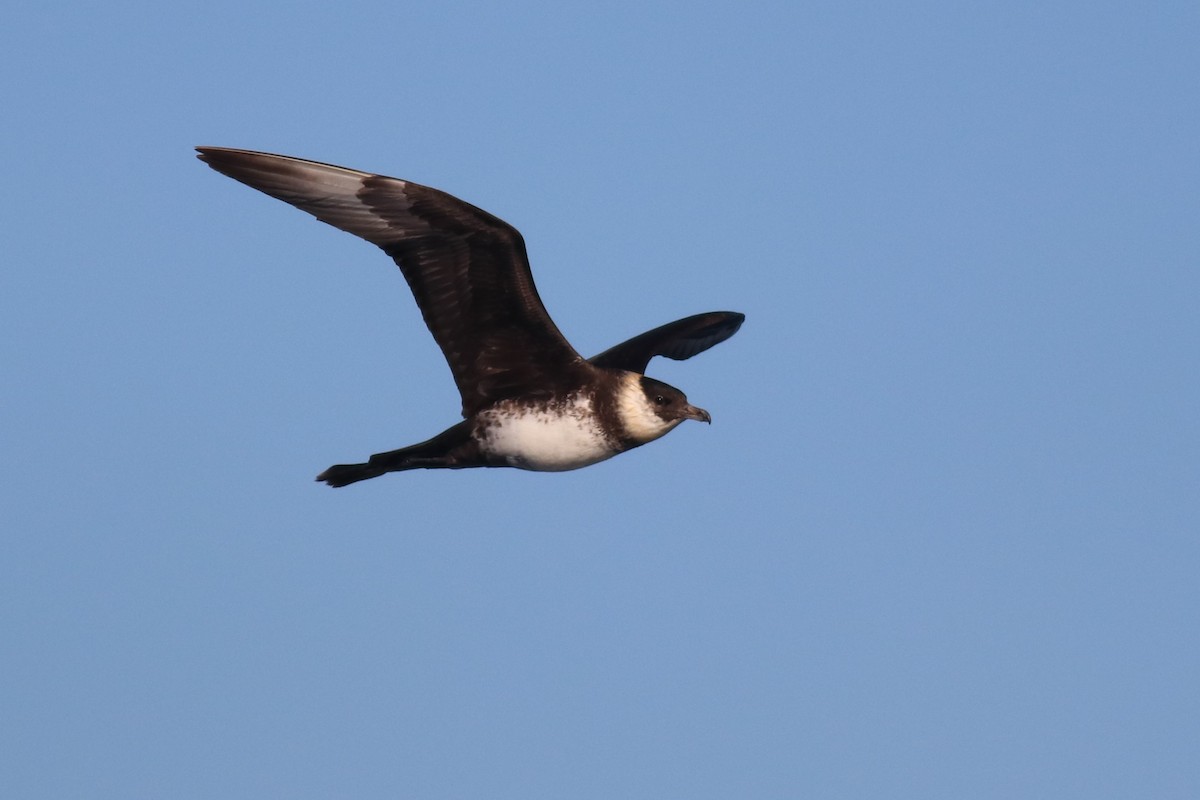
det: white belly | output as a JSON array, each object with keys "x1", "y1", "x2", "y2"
[{"x1": 476, "y1": 397, "x2": 617, "y2": 471}]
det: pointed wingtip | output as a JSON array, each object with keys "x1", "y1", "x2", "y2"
[{"x1": 718, "y1": 310, "x2": 746, "y2": 331}]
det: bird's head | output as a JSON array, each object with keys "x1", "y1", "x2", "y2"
[
  {"x1": 616, "y1": 374, "x2": 711, "y2": 445},
  {"x1": 640, "y1": 376, "x2": 711, "y2": 425}
]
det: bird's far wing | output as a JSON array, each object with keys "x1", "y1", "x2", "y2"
[
  {"x1": 197, "y1": 147, "x2": 585, "y2": 416},
  {"x1": 588, "y1": 311, "x2": 745, "y2": 373}
]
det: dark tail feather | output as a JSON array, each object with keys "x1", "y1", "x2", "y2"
[
  {"x1": 316, "y1": 462, "x2": 388, "y2": 488},
  {"x1": 316, "y1": 422, "x2": 474, "y2": 488}
]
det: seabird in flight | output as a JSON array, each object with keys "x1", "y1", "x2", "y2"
[{"x1": 197, "y1": 147, "x2": 744, "y2": 487}]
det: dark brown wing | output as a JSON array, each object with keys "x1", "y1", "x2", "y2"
[
  {"x1": 196, "y1": 147, "x2": 585, "y2": 416},
  {"x1": 588, "y1": 311, "x2": 745, "y2": 373}
]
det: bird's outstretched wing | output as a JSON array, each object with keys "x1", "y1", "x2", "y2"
[
  {"x1": 197, "y1": 147, "x2": 585, "y2": 416},
  {"x1": 589, "y1": 311, "x2": 745, "y2": 373}
]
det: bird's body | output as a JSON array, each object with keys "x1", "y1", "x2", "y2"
[
  {"x1": 478, "y1": 393, "x2": 621, "y2": 472},
  {"x1": 475, "y1": 371, "x2": 685, "y2": 471},
  {"x1": 197, "y1": 147, "x2": 743, "y2": 487}
]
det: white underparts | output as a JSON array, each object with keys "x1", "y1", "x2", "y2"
[
  {"x1": 474, "y1": 376, "x2": 681, "y2": 472},
  {"x1": 476, "y1": 394, "x2": 616, "y2": 471}
]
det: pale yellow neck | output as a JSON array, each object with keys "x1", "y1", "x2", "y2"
[{"x1": 615, "y1": 372, "x2": 680, "y2": 444}]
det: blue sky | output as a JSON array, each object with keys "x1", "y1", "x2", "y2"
[{"x1": 3, "y1": 1, "x2": 1198, "y2": 798}]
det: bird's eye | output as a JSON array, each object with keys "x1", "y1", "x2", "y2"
[{"x1": 654, "y1": 395, "x2": 667, "y2": 406}]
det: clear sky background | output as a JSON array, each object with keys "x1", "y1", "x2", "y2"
[{"x1": 3, "y1": 1, "x2": 1198, "y2": 798}]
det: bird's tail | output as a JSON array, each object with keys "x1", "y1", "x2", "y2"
[
  {"x1": 315, "y1": 421, "x2": 474, "y2": 488},
  {"x1": 316, "y1": 461, "x2": 389, "y2": 488}
]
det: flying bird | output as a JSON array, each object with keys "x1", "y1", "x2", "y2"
[{"x1": 197, "y1": 147, "x2": 744, "y2": 487}]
